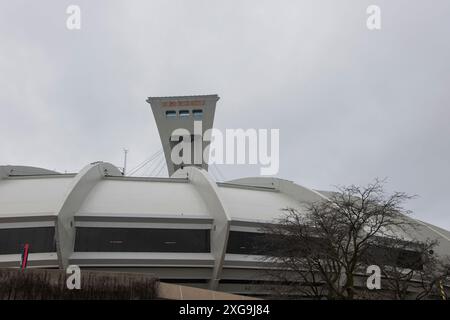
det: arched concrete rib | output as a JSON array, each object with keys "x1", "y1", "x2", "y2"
[
  {"x1": 0, "y1": 165, "x2": 58, "y2": 179},
  {"x1": 415, "y1": 220, "x2": 450, "y2": 242},
  {"x1": 173, "y1": 166, "x2": 231, "y2": 290},
  {"x1": 228, "y1": 177, "x2": 450, "y2": 257},
  {"x1": 55, "y1": 162, "x2": 122, "y2": 268},
  {"x1": 0, "y1": 167, "x2": 7, "y2": 180},
  {"x1": 227, "y1": 176, "x2": 330, "y2": 203}
]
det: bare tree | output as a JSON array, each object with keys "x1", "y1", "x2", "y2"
[
  {"x1": 415, "y1": 256, "x2": 450, "y2": 300},
  {"x1": 361, "y1": 235, "x2": 449, "y2": 300},
  {"x1": 260, "y1": 180, "x2": 423, "y2": 299}
]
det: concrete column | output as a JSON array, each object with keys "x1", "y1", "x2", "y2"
[
  {"x1": 55, "y1": 162, "x2": 122, "y2": 268},
  {"x1": 173, "y1": 166, "x2": 230, "y2": 290}
]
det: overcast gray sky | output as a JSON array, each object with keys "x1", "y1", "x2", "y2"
[{"x1": 1, "y1": 1, "x2": 449, "y2": 229}]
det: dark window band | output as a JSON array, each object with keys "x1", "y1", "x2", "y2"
[
  {"x1": 0, "y1": 227, "x2": 56, "y2": 254},
  {"x1": 74, "y1": 227, "x2": 210, "y2": 253}
]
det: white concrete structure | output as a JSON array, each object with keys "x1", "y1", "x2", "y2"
[
  {"x1": 1, "y1": 95, "x2": 449, "y2": 296},
  {"x1": 146, "y1": 95, "x2": 219, "y2": 176}
]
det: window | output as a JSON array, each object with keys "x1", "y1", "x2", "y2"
[
  {"x1": 74, "y1": 228, "x2": 210, "y2": 253},
  {"x1": 226, "y1": 231, "x2": 321, "y2": 256},
  {"x1": 0, "y1": 227, "x2": 56, "y2": 254},
  {"x1": 397, "y1": 249, "x2": 423, "y2": 269},
  {"x1": 226, "y1": 231, "x2": 424, "y2": 270},
  {"x1": 165, "y1": 110, "x2": 176, "y2": 118},
  {"x1": 226, "y1": 231, "x2": 267, "y2": 255},
  {"x1": 178, "y1": 110, "x2": 190, "y2": 117},
  {"x1": 365, "y1": 245, "x2": 423, "y2": 270},
  {"x1": 192, "y1": 109, "x2": 203, "y2": 119}
]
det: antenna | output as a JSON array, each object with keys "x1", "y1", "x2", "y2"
[{"x1": 122, "y1": 148, "x2": 128, "y2": 176}]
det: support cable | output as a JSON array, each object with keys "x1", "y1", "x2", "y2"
[{"x1": 128, "y1": 149, "x2": 163, "y2": 176}]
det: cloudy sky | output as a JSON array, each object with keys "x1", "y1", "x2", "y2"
[{"x1": 0, "y1": 1, "x2": 449, "y2": 229}]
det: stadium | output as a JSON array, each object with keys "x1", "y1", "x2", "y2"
[{"x1": 1, "y1": 94, "x2": 449, "y2": 297}]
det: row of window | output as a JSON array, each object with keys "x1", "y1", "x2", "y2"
[
  {"x1": 0, "y1": 228, "x2": 425, "y2": 270},
  {"x1": 0, "y1": 228, "x2": 245, "y2": 255},
  {"x1": 0, "y1": 227, "x2": 211, "y2": 254},
  {"x1": 165, "y1": 109, "x2": 203, "y2": 119},
  {"x1": 0, "y1": 227, "x2": 56, "y2": 254},
  {"x1": 74, "y1": 228, "x2": 210, "y2": 253},
  {"x1": 227, "y1": 232, "x2": 424, "y2": 270}
]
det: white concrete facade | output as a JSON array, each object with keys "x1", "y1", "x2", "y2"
[
  {"x1": 1, "y1": 163, "x2": 449, "y2": 295},
  {"x1": 1, "y1": 95, "x2": 449, "y2": 296},
  {"x1": 146, "y1": 95, "x2": 219, "y2": 176}
]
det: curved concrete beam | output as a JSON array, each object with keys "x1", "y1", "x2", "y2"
[
  {"x1": 173, "y1": 166, "x2": 230, "y2": 290},
  {"x1": 230, "y1": 177, "x2": 450, "y2": 257},
  {"x1": 0, "y1": 167, "x2": 8, "y2": 180},
  {"x1": 55, "y1": 162, "x2": 122, "y2": 268},
  {"x1": 228, "y1": 177, "x2": 329, "y2": 203},
  {"x1": 0, "y1": 165, "x2": 58, "y2": 179}
]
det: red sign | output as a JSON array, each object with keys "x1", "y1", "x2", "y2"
[
  {"x1": 21, "y1": 243, "x2": 30, "y2": 270},
  {"x1": 162, "y1": 100, "x2": 205, "y2": 107}
]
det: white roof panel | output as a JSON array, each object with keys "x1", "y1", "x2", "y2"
[
  {"x1": 77, "y1": 179, "x2": 210, "y2": 218},
  {"x1": 0, "y1": 177, "x2": 72, "y2": 217},
  {"x1": 218, "y1": 186, "x2": 302, "y2": 222}
]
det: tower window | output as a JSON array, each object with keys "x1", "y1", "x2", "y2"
[
  {"x1": 192, "y1": 109, "x2": 203, "y2": 118},
  {"x1": 165, "y1": 110, "x2": 176, "y2": 118},
  {"x1": 179, "y1": 110, "x2": 190, "y2": 117}
]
